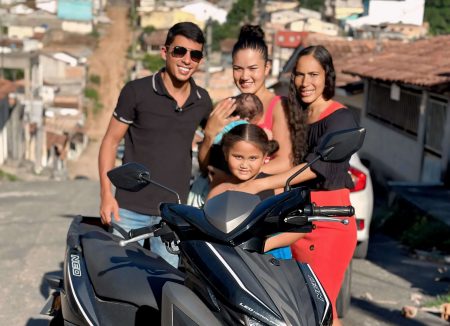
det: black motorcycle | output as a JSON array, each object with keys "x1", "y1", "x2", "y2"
[{"x1": 41, "y1": 127, "x2": 365, "y2": 326}]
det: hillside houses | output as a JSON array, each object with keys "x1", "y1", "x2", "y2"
[{"x1": 0, "y1": 0, "x2": 103, "y2": 178}]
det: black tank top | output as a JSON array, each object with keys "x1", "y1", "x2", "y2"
[{"x1": 255, "y1": 172, "x2": 275, "y2": 200}]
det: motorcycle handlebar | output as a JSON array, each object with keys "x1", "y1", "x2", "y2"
[
  {"x1": 305, "y1": 205, "x2": 355, "y2": 217},
  {"x1": 129, "y1": 224, "x2": 160, "y2": 238}
]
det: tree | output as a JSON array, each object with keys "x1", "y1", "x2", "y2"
[
  {"x1": 299, "y1": 0, "x2": 324, "y2": 12},
  {"x1": 210, "y1": 0, "x2": 254, "y2": 51},
  {"x1": 424, "y1": 0, "x2": 450, "y2": 35},
  {"x1": 142, "y1": 54, "x2": 165, "y2": 73}
]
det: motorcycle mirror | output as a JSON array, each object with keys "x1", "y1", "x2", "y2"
[
  {"x1": 107, "y1": 162, "x2": 151, "y2": 192},
  {"x1": 285, "y1": 127, "x2": 366, "y2": 191},
  {"x1": 317, "y1": 127, "x2": 366, "y2": 162},
  {"x1": 107, "y1": 162, "x2": 182, "y2": 203}
]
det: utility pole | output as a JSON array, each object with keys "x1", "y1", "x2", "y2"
[
  {"x1": 204, "y1": 18, "x2": 212, "y2": 88},
  {"x1": 131, "y1": 0, "x2": 136, "y2": 60}
]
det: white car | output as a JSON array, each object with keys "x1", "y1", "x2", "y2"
[
  {"x1": 349, "y1": 153, "x2": 374, "y2": 259},
  {"x1": 337, "y1": 153, "x2": 374, "y2": 317}
]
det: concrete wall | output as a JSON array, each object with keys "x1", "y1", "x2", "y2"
[
  {"x1": 359, "y1": 115, "x2": 423, "y2": 182},
  {"x1": 0, "y1": 99, "x2": 8, "y2": 164},
  {"x1": 40, "y1": 55, "x2": 66, "y2": 81}
]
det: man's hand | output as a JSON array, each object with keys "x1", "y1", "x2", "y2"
[{"x1": 100, "y1": 193, "x2": 120, "y2": 225}]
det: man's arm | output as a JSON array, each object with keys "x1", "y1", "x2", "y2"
[{"x1": 98, "y1": 117, "x2": 129, "y2": 224}]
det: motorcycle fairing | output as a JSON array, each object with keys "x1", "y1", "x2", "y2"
[
  {"x1": 180, "y1": 240, "x2": 286, "y2": 326},
  {"x1": 160, "y1": 188, "x2": 311, "y2": 248},
  {"x1": 237, "y1": 248, "x2": 332, "y2": 326},
  {"x1": 78, "y1": 221, "x2": 184, "y2": 308},
  {"x1": 64, "y1": 247, "x2": 100, "y2": 326}
]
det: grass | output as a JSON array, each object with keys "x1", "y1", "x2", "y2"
[
  {"x1": 425, "y1": 293, "x2": 450, "y2": 307},
  {"x1": 0, "y1": 169, "x2": 19, "y2": 181},
  {"x1": 379, "y1": 198, "x2": 450, "y2": 254}
]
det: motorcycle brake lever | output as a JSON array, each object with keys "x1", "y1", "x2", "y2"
[{"x1": 119, "y1": 232, "x2": 154, "y2": 247}]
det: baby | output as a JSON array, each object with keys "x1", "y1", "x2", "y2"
[{"x1": 213, "y1": 93, "x2": 264, "y2": 144}]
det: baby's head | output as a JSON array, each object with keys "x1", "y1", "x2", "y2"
[{"x1": 231, "y1": 93, "x2": 263, "y2": 123}]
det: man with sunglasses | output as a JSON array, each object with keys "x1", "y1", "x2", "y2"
[{"x1": 98, "y1": 22, "x2": 212, "y2": 267}]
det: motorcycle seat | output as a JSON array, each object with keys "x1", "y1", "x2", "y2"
[{"x1": 79, "y1": 222, "x2": 184, "y2": 308}]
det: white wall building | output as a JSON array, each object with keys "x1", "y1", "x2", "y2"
[
  {"x1": 347, "y1": 0, "x2": 425, "y2": 28},
  {"x1": 181, "y1": 1, "x2": 227, "y2": 24}
]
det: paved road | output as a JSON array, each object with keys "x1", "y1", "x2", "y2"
[{"x1": 0, "y1": 180, "x2": 448, "y2": 325}]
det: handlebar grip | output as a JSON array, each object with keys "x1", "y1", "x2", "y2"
[
  {"x1": 311, "y1": 206, "x2": 355, "y2": 217},
  {"x1": 129, "y1": 225, "x2": 158, "y2": 238}
]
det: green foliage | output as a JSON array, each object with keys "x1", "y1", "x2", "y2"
[
  {"x1": 142, "y1": 53, "x2": 165, "y2": 72},
  {"x1": 401, "y1": 216, "x2": 450, "y2": 253},
  {"x1": 226, "y1": 0, "x2": 254, "y2": 26},
  {"x1": 0, "y1": 169, "x2": 19, "y2": 181},
  {"x1": 2, "y1": 68, "x2": 24, "y2": 81},
  {"x1": 425, "y1": 0, "x2": 450, "y2": 35},
  {"x1": 89, "y1": 74, "x2": 101, "y2": 85},
  {"x1": 210, "y1": 0, "x2": 254, "y2": 51},
  {"x1": 299, "y1": 0, "x2": 324, "y2": 11},
  {"x1": 84, "y1": 88, "x2": 99, "y2": 101},
  {"x1": 381, "y1": 199, "x2": 450, "y2": 254},
  {"x1": 142, "y1": 25, "x2": 156, "y2": 35},
  {"x1": 425, "y1": 293, "x2": 450, "y2": 307},
  {"x1": 90, "y1": 27, "x2": 100, "y2": 38}
]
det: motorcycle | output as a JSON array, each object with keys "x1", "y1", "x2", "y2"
[{"x1": 41, "y1": 127, "x2": 365, "y2": 326}]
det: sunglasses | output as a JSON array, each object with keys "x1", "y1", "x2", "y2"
[{"x1": 168, "y1": 46, "x2": 203, "y2": 63}]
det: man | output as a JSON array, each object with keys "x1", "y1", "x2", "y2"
[{"x1": 98, "y1": 22, "x2": 212, "y2": 267}]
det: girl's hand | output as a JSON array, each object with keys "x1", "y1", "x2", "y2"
[{"x1": 204, "y1": 97, "x2": 238, "y2": 139}]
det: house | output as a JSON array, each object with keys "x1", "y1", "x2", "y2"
[
  {"x1": 0, "y1": 79, "x2": 18, "y2": 165},
  {"x1": 140, "y1": 29, "x2": 168, "y2": 55},
  {"x1": 289, "y1": 17, "x2": 340, "y2": 36},
  {"x1": 181, "y1": 1, "x2": 227, "y2": 24},
  {"x1": 347, "y1": 0, "x2": 425, "y2": 29},
  {"x1": 263, "y1": 0, "x2": 298, "y2": 13},
  {"x1": 343, "y1": 36, "x2": 450, "y2": 185},
  {"x1": 57, "y1": 0, "x2": 94, "y2": 34},
  {"x1": 139, "y1": 9, "x2": 201, "y2": 30},
  {"x1": 324, "y1": 0, "x2": 364, "y2": 21}
]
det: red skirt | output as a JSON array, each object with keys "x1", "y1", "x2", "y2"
[{"x1": 291, "y1": 189, "x2": 356, "y2": 319}]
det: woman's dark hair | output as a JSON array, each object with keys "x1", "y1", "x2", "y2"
[
  {"x1": 287, "y1": 45, "x2": 336, "y2": 164},
  {"x1": 232, "y1": 25, "x2": 268, "y2": 62},
  {"x1": 165, "y1": 22, "x2": 205, "y2": 48},
  {"x1": 222, "y1": 124, "x2": 279, "y2": 157}
]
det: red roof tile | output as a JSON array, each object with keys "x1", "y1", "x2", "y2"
[
  {"x1": 302, "y1": 33, "x2": 402, "y2": 87},
  {"x1": 342, "y1": 35, "x2": 450, "y2": 87}
]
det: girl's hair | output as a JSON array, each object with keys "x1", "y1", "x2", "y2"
[
  {"x1": 232, "y1": 25, "x2": 268, "y2": 62},
  {"x1": 222, "y1": 124, "x2": 279, "y2": 157},
  {"x1": 286, "y1": 45, "x2": 336, "y2": 164}
]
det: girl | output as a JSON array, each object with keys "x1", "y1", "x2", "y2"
[
  {"x1": 207, "y1": 124, "x2": 279, "y2": 201},
  {"x1": 233, "y1": 45, "x2": 358, "y2": 326}
]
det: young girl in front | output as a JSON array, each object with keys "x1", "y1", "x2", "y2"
[
  {"x1": 207, "y1": 124, "x2": 295, "y2": 259},
  {"x1": 206, "y1": 123, "x2": 279, "y2": 201}
]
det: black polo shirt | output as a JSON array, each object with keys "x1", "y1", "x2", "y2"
[{"x1": 113, "y1": 69, "x2": 212, "y2": 216}]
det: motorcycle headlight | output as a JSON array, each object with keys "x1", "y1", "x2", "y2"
[{"x1": 244, "y1": 315, "x2": 265, "y2": 326}]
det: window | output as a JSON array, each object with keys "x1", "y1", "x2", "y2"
[
  {"x1": 366, "y1": 81, "x2": 420, "y2": 137},
  {"x1": 425, "y1": 96, "x2": 447, "y2": 156}
]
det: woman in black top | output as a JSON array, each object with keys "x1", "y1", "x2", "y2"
[{"x1": 234, "y1": 45, "x2": 358, "y2": 325}]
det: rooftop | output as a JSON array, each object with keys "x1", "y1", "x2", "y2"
[{"x1": 343, "y1": 35, "x2": 450, "y2": 89}]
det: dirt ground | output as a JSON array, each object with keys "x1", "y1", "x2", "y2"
[{"x1": 66, "y1": 4, "x2": 132, "y2": 180}]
